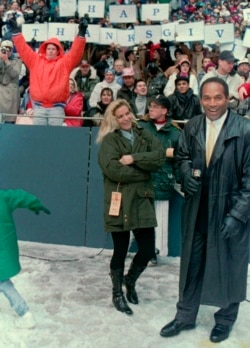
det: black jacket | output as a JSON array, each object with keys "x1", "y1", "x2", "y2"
[{"x1": 168, "y1": 88, "x2": 201, "y2": 121}]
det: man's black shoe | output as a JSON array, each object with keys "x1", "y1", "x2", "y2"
[
  {"x1": 210, "y1": 323, "x2": 231, "y2": 343},
  {"x1": 160, "y1": 319, "x2": 195, "y2": 337}
]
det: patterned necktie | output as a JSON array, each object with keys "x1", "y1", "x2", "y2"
[{"x1": 206, "y1": 121, "x2": 215, "y2": 166}]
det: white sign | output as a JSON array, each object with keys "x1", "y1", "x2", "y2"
[
  {"x1": 48, "y1": 23, "x2": 77, "y2": 41},
  {"x1": 109, "y1": 5, "x2": 137, "y2": 24},
  {"x1": 134, "y1": 25, "x2": 162, "y2": 44},
  {"x1": 117, "y1": 29, "x2": 135, "y2": 47},
  {"x1": 59, "y1": 0, "x2": 76, "y2": 17},
  {"x1": 232, "y1": 39, "x2": 247, "y2": 59},
  {"x1": 99, "y1": 28, "x2": 117, "y2": 45},
  {"x1": 243, "y1": 8, "x2": 250, "y2": 22},
  {"x1": 141, "y1": 4, "x2": 169, "y2": 22},
  {"x1": 204, "y1": 23, "x2": 234, "y2": 45},
  {"x1": 243, "y1": 28, "x2": 250, "y2": 47},
  {"x1": 175, "y1": 21, "x2": 204, "y2": 42},
  {"x1": 78, "y1": 0, "x2": 105, "y2": 18},
  {"x1": 85, "y1": 24, "x2": 101, "y2": 43},
  {"x1": 22, "y1": 23, "x2": 48, "y2": 42},
  {"x1": 161, "y1": 23, "x2": 176, "y2": 41}
]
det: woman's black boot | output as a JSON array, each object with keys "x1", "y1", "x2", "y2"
[
  {"x1": 124, "y1": 262, "x2": 146, "y2": 304},
  {"x1": 110, "y1": 269, "x2": 133, "y2": 315}
]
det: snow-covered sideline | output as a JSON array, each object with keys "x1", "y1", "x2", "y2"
[{"x1": 1, "y1": 241, "x2": 249, "y2": 348}]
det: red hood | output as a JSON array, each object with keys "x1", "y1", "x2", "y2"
[{"x1": 38, "y1": 37, "x2": 64, "y2": 60}]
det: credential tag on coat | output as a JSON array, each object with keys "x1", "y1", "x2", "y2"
[{"x1": 109, "y1": 192, "x2": 122, "y2": 216}]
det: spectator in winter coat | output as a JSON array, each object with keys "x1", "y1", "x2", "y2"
[
  {"x1": 168, "y1": 75, "x2": 202, "y2": 123},
  {"x1": 63, "y1": 78, "x2": 84, "y2": 127},
  {"x1": 117, "y1": 67, "x2": 135, "y2": 102},
  {"x1": 146, "y1": 63, "x2": 168, "y2": 98},
  {"x1": 164, "y1": 58, "x2": 198, "y2": 96},
  {"x1": 10, "y1": 17, "x2": 88, "y2": 126},
  {"x1": 139, "y1": 95, "x2": 181, "y2": 263},
  {"x1": 89, "y1": 68, "x2": 121, "y2": 108},
  {"x1": 129, "y1": 79, "x2": 149, "y2": 118},
  {"x1": 70, "y1": 60, "x2": 100, "y2": 111},
  {"x1": 0, "y1": 40, "x2": 22, "y2": 123},
  {"x1": 85, "y1": 87, "x2": 113, "y2": 126}
]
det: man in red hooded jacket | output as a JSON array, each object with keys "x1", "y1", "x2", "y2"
[{"x1": 10, "y1": 18, "x2": 88, "y2": 126}]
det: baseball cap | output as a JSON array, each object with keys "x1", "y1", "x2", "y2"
[
  {"x1": 237, "y1": 58, "x2": 249, "y2": 66},
  {"x1": 122, "y1": 67, "x2": 135, "y2": 77},
  {"x1": 219, "y1": 50, "x2": 235, "y2": 62},
  {"x1": 150, "y1": 95, "x2": 170, "y2": 109},
  {"x1": 1, "y1": 40, "x2": 13, "y2": 48},
  {"x1": 80, "y1": 60, "x2": 90, "y2": 67}
]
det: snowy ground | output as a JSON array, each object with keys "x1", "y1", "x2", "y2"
[{"x1": 1, "y1": 241, "x2": 249, "y2": 348}]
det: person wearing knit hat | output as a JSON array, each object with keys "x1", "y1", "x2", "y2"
[
  {"x1": 205, "y1": 62, "x2": 216, "y2": 73},
  {"x1": 164, "y1": 58, "x2": 198, "y2": 97},
  {"x1": 89, "y1": 67, "x2": 121, "y2": 108}
]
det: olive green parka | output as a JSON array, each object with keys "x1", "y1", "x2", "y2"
[{"x1": 98, "y1": 125, "x2": 165, "y2": 232}]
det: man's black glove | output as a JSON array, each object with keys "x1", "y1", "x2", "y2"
[
  {"x1": 182, "y1": 175, "x2": 200, "y2": 196},
  {"x1": 78, "y1": 17, "x2": 88, "y2": 37},
  {"x1": 32, "y1": 205, "x2": 51, "y2": 215},
  {"x1": 221, "y1": 215, "x2": 243, "y2": 239},
  {"x1": 74, "y1": 11, "x2": 79, "y2": 20},
  {"x1": 8, "y1": 17, "x2": 21, "y2": 34}
]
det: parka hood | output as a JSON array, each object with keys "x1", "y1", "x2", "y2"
[{"x1": 38, "y1": 37, "x2": 64, "y2": 59}]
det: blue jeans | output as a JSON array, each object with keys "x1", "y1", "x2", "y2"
[
  {"x1": 33, "y1": 104, "x2": 65, "y2": 126},
  {"x1": 0, "y1": 280, "x2": 29, "y2": 316}
]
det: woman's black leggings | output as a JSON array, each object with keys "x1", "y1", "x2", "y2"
[{"x1": 110, "y1": 227, "x2": 155, "y2": 270}]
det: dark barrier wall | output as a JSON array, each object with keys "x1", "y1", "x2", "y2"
[{"x1": 0, "y1": 124, "x2": 249, "y2": 261}]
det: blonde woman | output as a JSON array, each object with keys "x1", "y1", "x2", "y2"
[{"x1": 97, "y1": 99, "x2": 165, "y2": 315}]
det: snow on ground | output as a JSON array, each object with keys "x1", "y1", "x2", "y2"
[{"x1": 0, "y1": 241, "x2": 249, "y2": 348}]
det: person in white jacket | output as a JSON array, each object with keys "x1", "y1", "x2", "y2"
[
  {"x1": 89, "y1": 68, "x2": 121, "y2": 108},
  {"x1": 164, "y1": 58, "x2": 198, "y2": 97}
]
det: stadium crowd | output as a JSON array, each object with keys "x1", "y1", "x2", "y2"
[{"x1": 0, "y1": 0, "x2": 250, "y2": 125}]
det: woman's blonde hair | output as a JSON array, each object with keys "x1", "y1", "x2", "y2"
[
  {"x1": 69, "y1": 77, "x2": 78, "y2": 92},
  {"x1": 96, "y1": 99, "x2": 137, "y2": 143}
]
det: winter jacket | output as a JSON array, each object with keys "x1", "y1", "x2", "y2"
[
  {"x1": 98, "y1": 125, "x2": 165, "y2": 232},
  {"x1": 70, "y1": 66, "x2": 100, "y2": 100},
  {"x1": 138, "y1": 117, "x2": 181, "y2": 200},
  {"x1": 64, "y1": 92, "x2": 83, "y2": 127},
  {"x1": 0, "y1": 189, "x2": 48, "y2": 281},
  {"x1": 176, "y1": 110, "x2": 250, "y2": 307},
  {"x1": 147, "y1": 72, "x2": 168, "y2": 97},
  {"x1": 168, "y1": 88, "x2": 202, "y2": 121},
  {"x1": 85, "y1": 101, "x2": 107, "y2": 126},
  {"x1": 12, "y1": 34, "x2": 86, "y2": 107},
  {"x1": 0, "y1": 55, "x2": 22, "y2": 122},
  {"x1": 89, "y1": 80, "x2": 121, "y2": 107},
  {"x1": 117, "y1": 86, "x2": 135, "y2": 103}
]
